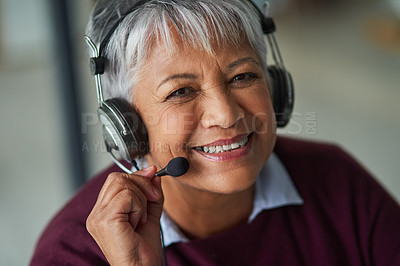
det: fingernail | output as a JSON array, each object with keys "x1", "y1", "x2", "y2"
[
  {"x1": 142, "y1": 166, "x2": 153, "y2": 173},
  {"x1": 140, "y1": 165, "x2": 154, "y2": 177}
]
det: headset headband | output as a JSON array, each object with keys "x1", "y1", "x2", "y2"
[{"x1": 88, "y1": 0, "x2": 277, "y2": 76}]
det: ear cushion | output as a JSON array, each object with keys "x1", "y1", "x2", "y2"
[
  {"x1": 107, "y1": 98, "x2": 149, "y2": 148},
  {"x1": 268, "y1": 65, "x2": 294, "y2": 127},
  {"x1": 98, "y1": 98, "x2": 149, "y2": 162}
]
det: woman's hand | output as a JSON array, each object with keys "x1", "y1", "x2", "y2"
[{"x1": 86, "y1": 166, "x2": 163, "y2": 266}]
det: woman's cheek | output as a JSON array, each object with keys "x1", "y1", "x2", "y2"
[
  {"x1": 239, "y1": 93, "x2": 274, "y2": 133},
  {"x1": 254, "y1": 111, "x2": 276, "y2": 135},
  {"x1": 147, "y1": 107, "x2": 196, "y2": 157}
]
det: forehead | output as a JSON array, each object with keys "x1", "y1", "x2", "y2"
[{"x1": 141, "y1": 34, "x2": 259, "y2": 79}]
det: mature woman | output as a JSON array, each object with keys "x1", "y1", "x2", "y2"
[{"x1": 31, "y1": 0, "x2": 400, "y2": 265}]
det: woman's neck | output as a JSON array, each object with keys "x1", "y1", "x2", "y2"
[{"x1": 161, "y1": 179, "x2": 255, "y2": 240}]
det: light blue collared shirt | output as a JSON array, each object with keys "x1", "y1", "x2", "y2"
[{"x1": 160, "y1": 153, "x2": 304, "y2": 247}]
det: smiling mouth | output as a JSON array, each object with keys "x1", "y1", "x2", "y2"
[{"x1": 194, "y1": 134, "x2": 251, "y2": 154}]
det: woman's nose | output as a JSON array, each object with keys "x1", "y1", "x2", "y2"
[{"x1": 200, "y1": 92, "x2": 244, "y2": 129}]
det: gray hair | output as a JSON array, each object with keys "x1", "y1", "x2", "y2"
[{"x1": 86, "y1": 0, "x2": 268, "y2": 104}]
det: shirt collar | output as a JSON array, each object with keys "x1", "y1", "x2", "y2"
[
  {"x1": 249, "y1": 152, "x2": 304, "y2": 221},
  {"x1": 160, "y1": 152, "x2": 304, "y2": 246}
]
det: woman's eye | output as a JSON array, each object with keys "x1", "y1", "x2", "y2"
[
  {"x1": 230, "y1": 73, "x2": 258, "y2": 87},
  {"x1": 166, "y1": 87, "x2": 194, "y2": 100}
]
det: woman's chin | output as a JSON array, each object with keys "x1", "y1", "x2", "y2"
[{"x1": 175, "y1": 166, "x2": 259, "y2": 195}]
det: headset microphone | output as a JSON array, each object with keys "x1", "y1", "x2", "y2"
[{"x1": 155, "y1": 157, "x2": 189, "y2": 177}]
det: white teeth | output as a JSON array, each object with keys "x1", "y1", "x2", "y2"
[
  {"x1": 239, "y1": 137, "x2": 248, "y2": 147},
  {"x1": 231, "y1": 142, "x2": 240, "y2": 149},
  {"x1": 196, "y1": 136, "x2": 250, "y2": 154}
]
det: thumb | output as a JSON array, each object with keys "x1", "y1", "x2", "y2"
[{"x1": 135, "y1": 165, "x2": 157, "y2": 178}]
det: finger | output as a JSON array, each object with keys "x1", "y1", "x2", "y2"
[
  {"x1": 98, "y1": 174, "x2": 148, "y2": 213},
  {"x1": 87, "y1": 187, "x2": 145, "y2": 238},
  {"x1": 104, "y1": 188, "x2": 146, "y2": 230},
  {"x1": 99, "y1": 166, "x2": 158, "y2": 203},
  {"x1": 135, "y1": 165, "x2": 157, "y2": 179},
  {"x1": 98, "y1": 171, "x2": 135, "y2": 201},
  {"x1": 124, "y1": 169, "x2": 161, "y2": 202},
  {"x1": 97, "y1": 172, "x2": 126, "y2": 202},
  {"x1": 97, "y1": 165, "x2": 154, "y2": 201}
]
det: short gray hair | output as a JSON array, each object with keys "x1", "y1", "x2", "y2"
[{"x1": 86, "y1": 0, "x2": 268, "y2": 104}]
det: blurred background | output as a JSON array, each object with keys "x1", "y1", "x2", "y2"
[{"x1": 0, "y1": 0, "x2": 399, "y2": 265}]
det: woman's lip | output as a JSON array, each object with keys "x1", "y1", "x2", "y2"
[
  {"x1": 193, "y1": 134, "x2": 253, "y2": 162},
  {"x1": 194, "y1": 134, "x2": 250, "y2": 147}
]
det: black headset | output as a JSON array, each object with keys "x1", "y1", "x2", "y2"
[{"x1": 85, "y1": 0, "x2": 294, "y2": 173}]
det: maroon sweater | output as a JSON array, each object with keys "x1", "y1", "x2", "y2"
[{"x1": 30, "y1": 137, "x2": 400, "y2": 265}]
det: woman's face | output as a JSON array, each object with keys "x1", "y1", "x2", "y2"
[{"x1": 134, "y1": 37, "x2": 276, "y2": 194}]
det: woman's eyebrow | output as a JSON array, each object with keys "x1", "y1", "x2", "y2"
[
  {"x1": 225, "y1": 57, "x2": 260, "y2": 73},
  {"x1": 156, "y1": 57, "x2": 259, "y2": 91},
  {"x1": 157, "y1": 73, "x2": 197, "y2": 91}
]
